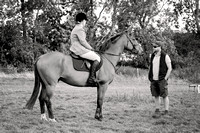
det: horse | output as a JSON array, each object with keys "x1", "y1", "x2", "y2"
[{"x1": 25, "y1": 32, "x2": 143, "y2": 122}]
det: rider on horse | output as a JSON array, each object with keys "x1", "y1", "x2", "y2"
[{"x1": 69, "y1": 12, "x2": 101, "y2": 85}]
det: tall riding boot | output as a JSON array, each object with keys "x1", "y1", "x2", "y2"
[{"x1": 87, "y1": 60, "x2": 100, "y2": 85}]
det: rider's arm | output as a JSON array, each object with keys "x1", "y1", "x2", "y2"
[{"x1": 76, "y1": 29, "x2": 93, "y2": 50}]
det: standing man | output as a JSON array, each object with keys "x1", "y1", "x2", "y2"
[{"x1": 148, "y1": 41, "x2": 172, "y2": 118}]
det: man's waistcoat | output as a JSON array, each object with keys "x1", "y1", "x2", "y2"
[{"x1": 148, "y1": 51, "x2": 168, "y2": 81}]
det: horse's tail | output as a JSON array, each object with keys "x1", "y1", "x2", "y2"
[{"x1": 25, "y1": 60, "x2": 41, "y2": 110}]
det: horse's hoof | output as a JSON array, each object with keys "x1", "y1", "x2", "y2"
[
  {"x1": 41, "y1": 114, "x2": 48, "y2": 121},
  {"x1": 95, "y1": 116, "x2": 103, "y2": 121},
  {"x1": 49, "y1": 118, "x2": 57, "y2": 122},
  {"x1": 98, "y1": 118, "x2": 103, "y2": 121}
]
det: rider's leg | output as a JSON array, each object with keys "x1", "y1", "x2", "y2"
[
  {"x1": 87, "y1": 60, "x2": 99, "y2": 84},
  {"x1": 80, "y1": 51, "x2": 101, "y2": 84},
  {"x1": 80, "y1": 51, "x2": 101, "y2": 62}
]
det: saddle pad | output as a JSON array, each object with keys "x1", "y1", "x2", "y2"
[
  {"x1": 72, "y1": 57, "x2": 90, "y2": 72},
  {"x1": 70, "y1": 53, "x2": 103, "y2": 72}
]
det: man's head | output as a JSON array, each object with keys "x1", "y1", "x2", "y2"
[{"x1": 151, "y1": 41, "x2": 163, "y2": 53}]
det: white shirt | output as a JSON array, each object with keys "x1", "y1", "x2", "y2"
[{"x1": 152, "y1": 54, "x2": 171, "y2": 80}]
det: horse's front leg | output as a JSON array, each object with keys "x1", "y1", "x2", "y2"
[{"x1": 95, "y1": 83, "x2": 108, "y2": 121}]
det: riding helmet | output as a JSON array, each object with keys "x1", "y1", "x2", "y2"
[{"x1": 75, "y1": 12, "x2": 88, "y2": 22}]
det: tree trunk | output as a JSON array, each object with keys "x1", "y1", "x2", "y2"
[
  {"x1": 21, "y1": 0, "x2": 27, "y2": 41},
  {"x1": 87, "y1": 0, "x2": 96, "y2": 46},
  {"x1": 88, "y1": 0, "x2": 94, "y2": 44},
  {"x1": 194, "y1": 0, "x2": 200, "y2": 34},
  {"x1": 110, "y1": 0, "x2": 117, "y2": 35}
]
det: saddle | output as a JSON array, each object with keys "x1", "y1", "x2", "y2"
[{"x1": 70, "y1": 52, "x2": 103, "y2": 72}]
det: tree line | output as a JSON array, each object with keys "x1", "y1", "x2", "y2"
[{"x1": 0, "y1": 0, "x2": 199, "y2": 79}]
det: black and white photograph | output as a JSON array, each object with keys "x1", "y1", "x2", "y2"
[{"x1": 0, "y1": 0, "x2": 200, "y2": 132}]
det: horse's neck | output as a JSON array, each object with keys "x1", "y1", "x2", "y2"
[
  {"x1": 104, "y1": 37, "x2": 125, "y2": 66},
  {"x1": 106, "y1": 35, "x2": 125, "y2": 54}
]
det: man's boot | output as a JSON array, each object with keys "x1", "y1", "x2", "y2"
[{"x1": 87, "y1": 60, "x2": 100, "y2": 85}]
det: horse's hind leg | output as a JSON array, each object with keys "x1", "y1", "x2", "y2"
[
  {"x1": 44, "y1": 85, "x2": 56, "y2": 122},
  {"x1": 39, "y1": 84, "x2": 48, "y2": 121},
  {"x1": 39, "y1": 84, "x2": 56, "y2": 122}
]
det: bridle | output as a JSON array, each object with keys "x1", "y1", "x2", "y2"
[
  {"x1": 125, "y1": 33, "x2": 140, "y2": 49},
  {"x1": 98, "y1": 33, "x2": 138, "y2": 72},
  {"x1": 100, "y1": 33, "x2": 137, "y2": 56}
]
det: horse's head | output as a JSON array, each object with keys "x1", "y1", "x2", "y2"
[{"x1": 124, "y1": 33, "x2": 143, "y2": 55}]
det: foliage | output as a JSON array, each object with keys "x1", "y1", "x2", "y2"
[
  {"x1": 0, "y1": 0, "x2": 72, "y2": 71},
  {"x1": 0, "y1": 0, "x2": 199, "y2": 84},
  {"x1": 173, "y1": 33, "x2": 200, "y2": 83},
  {"x1": 118, "y1": 0, "x2": 159, "y2": 29},
  {"x1": 0, "y1": 23, "x2": 33, "y2": 70},
  {"x1": 174, "y1": 33, "x2": 200, "y2": 57},
  {"x1": 173, "y1": 63, "x2": 200, "y2": 84},
  {"x1": 170, "y1": 0, "x2": 200, "y2": 33},
  {"x1": 125, "y1": 27, "x2": 179, "y2": 69},
  {"x1": 1, "y1": 0, "x2": 170, "y2": 71}
]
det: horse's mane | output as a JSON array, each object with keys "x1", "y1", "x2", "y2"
[{"x1": 98, "y1": 33, "x2": 123, "y2": 52}]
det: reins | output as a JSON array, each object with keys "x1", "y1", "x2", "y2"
[
  {"x1": 95, "y1": 33, "x2": 132, "y2": 72},
  {"x1": 95, "y1": 50, "x2": 120, "y2": 72},
  {"x1": 94, "y1": 30, "x2": 138, "y2": 72}
]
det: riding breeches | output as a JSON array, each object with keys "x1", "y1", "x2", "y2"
[{"x1": 80, "y1": 51, "x2": 101, "y2": 62}]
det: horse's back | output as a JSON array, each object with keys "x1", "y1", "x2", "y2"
[
  {"x1": 37, "y1": 52, "x2": 67, "y2": 70},
  {"x1": 36, "y1": 52, "x2": 89, "y2": 86},
  {"x1": 38, "y1": 51, "x2": 66, "y2": 62}
]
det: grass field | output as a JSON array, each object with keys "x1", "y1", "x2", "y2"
[{"x1": 1, "y1": 72, "x2": 200, "y2": 133}]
